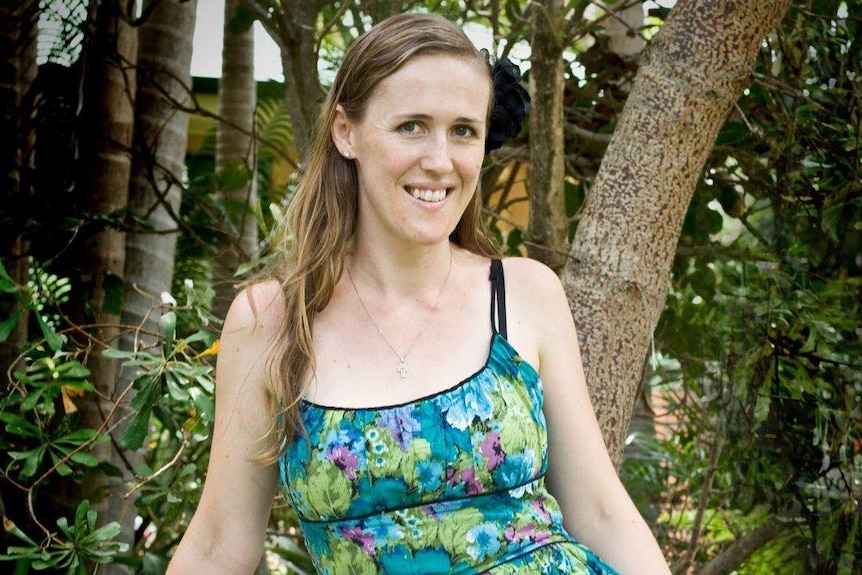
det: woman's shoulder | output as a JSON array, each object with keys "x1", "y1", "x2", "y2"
[
  {"x1": 498, "y1": 256, "x2": 571, "y2": 333},
  {"x1": 486, "y1": 257, "x2": 569, "y2": 369},
  {"x1": 498, "y1": 256, "x2": 565, "y2": 297},
  {"x1": 222, "y1": 279, "x2": 287, "y2": 342}
]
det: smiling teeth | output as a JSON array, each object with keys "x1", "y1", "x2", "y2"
[{"x1": 410, "y1": 189, "x2": 447, "y2": 202}]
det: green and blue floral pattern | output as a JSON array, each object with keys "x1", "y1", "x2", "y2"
[{"x1": 280, "y1": 334, "x2": 619, "y2": 575}]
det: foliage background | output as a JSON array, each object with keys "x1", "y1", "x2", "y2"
[{"x1": 0, "y1": 1, "x2": 859, "y2": 574}]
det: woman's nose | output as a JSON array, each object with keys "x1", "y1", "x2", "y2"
[{"x1": 419, "y1": 133, "x2": 454, "y2": 173}]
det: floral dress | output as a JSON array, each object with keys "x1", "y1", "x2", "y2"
[{"x1": 279, "y1": 260, "x2": 620, "y2": 575}]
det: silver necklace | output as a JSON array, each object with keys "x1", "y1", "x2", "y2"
[{"x1": 346, "y1": 246, "x2": 454, "y2": 379}]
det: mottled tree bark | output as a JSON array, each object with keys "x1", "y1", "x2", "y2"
[
  {"x1": 527, "y1": 0, "x2": 568, "y2": 272},
  {"x1": 212, "y1": 0, "x2": 258, "y2": 321},
  {"x1": 565, "y1": 0, "x2": 791, "y2": 465}
]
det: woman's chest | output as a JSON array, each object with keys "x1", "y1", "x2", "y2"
[{"x1": 281, "y1": 336, "x2": 549, "y2": 523}]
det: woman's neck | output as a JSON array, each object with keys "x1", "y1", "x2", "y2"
[{"x1": 347, "y1": 238, "x2": 456, "y2": 299}]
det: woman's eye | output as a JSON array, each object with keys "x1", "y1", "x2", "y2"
[
  {"x1": 399, "y1": 121, "x2": 420, "y2": 134},
  {"x1": 453, "y1": 125, "x2": 476, "y2": 138}
]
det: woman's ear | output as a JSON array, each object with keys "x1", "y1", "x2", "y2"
[{"x1": 331, "y1": 105, "x2": 354, "y2": 158}]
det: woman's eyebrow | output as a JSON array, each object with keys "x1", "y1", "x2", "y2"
[{"x1": 393, "y1": 113, "x2": 484, "y2": 125}]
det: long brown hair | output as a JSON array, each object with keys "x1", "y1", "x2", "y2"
[{"x1": 257, "y1": 13, "x2": 499, "y2": 462}]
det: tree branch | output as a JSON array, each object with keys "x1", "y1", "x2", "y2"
[
  {"x1": 565, "y1": 121, "x2": 613, "y2": 144},
  {"x1": 698, "y1": 518, "x2": 786, "y2": 575}
]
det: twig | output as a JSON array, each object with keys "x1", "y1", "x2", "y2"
[{"x1": 124, "y1": 430, "x2": 191, "y2": 497}]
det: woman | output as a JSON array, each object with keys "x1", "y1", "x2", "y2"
[{"x1": 167, "y1": 12, "x2": 671, "y2": 575}]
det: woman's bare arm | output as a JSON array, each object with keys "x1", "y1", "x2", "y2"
[
  {"x1": 504, "y1": 258, "x2": 671, "y2": 575},
  {"x1": 166, "y1": 281, "x2": 284, "y2": 575}
]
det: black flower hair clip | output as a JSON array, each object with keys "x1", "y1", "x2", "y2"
[{"x1": 483, "y1": 51, "x2": 531, "y2": 154}]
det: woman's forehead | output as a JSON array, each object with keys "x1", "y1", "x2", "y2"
[{"x1": 366, "y1": 54, "x2": 491, "y2": 115}]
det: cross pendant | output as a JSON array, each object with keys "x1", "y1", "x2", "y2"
[{"x1": 397, "y1": 360, "x2": 407, "y2": 378}]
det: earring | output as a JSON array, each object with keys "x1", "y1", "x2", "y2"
[{"x1": 343, "y1": 150, "x2": 352, "y2": 159}]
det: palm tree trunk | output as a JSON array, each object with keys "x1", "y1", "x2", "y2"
[
  {"x1": 73, "y1": 1, "x2": 138, "y2": 558},
  {"x1": 212, "y1": 0, "x2": 258, "y2": 321},
  {"x1": 564, "y1": 0, "x2": 791, "y2": 465},
  {"x1": 96, "y1": 1, "x2": 197, "y2": 569},
  {"x1": 124, "y1": 0, "x2": 197, "y2": 347}
]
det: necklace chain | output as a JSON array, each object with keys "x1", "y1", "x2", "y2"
[{"x1": 346, "y1": 246, "x2": 454, "y2": 379}]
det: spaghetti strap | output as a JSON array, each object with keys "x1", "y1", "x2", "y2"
[{"x1": 489, "y1": 259, "x2": 507, "y2": 339}]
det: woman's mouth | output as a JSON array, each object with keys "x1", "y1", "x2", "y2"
[{"x1": 407, "y1": 187, "x2": 449, "y2": 203}]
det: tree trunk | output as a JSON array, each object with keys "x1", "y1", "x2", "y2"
[
  {"x1": 564, "y1": 0, "x2": 791, "y2": 465},
  {"x1": 125, "y1": 0, "x2": 197, "y2": 352},
  {"x1": 212, "y1": 0, "x2": 258, "y2": 321},
  {"x1": 597, "y1": 0, "x2": 660, "y2": 487},
  {"x1": 527, "y1": 0, "x2": 568, "y2": 272},
  {"x1": 275, "y1": 0, "x2": 321, "y2": 160},
  {"x1": 0, "y1": 0, "x2": 37, "y2": 209},
  {"x1": 74, "y1": 0, "x2": 138, "y2": 557},
  {"x1": 95, "y1": 0, "x2": 197, "y2": 569},
  {"x1": 0, "y1": 0, "x2": 38, "y2": 380},
  {"x1": 78, "y1": 2, "x2": 137, "y2": 323}
]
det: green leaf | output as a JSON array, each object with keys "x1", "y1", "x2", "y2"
[
  {"x1": 102, "y1": 347, "x2": 138, "y2": 359},
  {"x1": 217, "y1": 160, "x2": 253, "y2": 192},
  {"x1": 799, "y1": 329, "x2": 817, "y2": 354},
  {"x1": 161, "y1": 311, "x2": 177, "y2": 356},
  {"x1": 1, "y1": 413, "x2": 43, "y2": 438},
  {"x1": 506, "y1": 228, "x2": 523, "y2": 256},
  {"x1": 234, "y1": 258, "x2": 261, "y2": 276},
  {"x1": 2, "y1": 518, "x2": 41, "y2": 547},
  {"x1": 0, "y1": 259, "x2": 18, "y2": 292},
  {"x1": 74, "y1": 500, "x2": 92, "y2": 528},
  {"x1": 181, "y1": 330, "x2": 210, "y2": 346},
  {"x1": 165, "y1": 373, "x2": 190, "y2": 402},
  {"x1": 20, "y1": 387, "x2": 47, "y2": 412},
  {"x1": 753, "y1": 393, "x2": 772, "y2": 429},
  {"x1": 121, "y1": 374, "x2": 163, "y2": 450},
  {"x1": 56, "y1": 428, "x2": 101, "y2": 444},
  {"x1": 68, "y1": 452, "x2": 102, "y2": 468},
  {"x1": 88, "y1": 522, "x2": 122, "y2": 542},
  {"x1": 192, "y1": 391, "x2": 215, "y2": 424},
  {"x1": 0, "y1": 308, "x2": 24, "y2": 343},
  {"x1": 21, "y1": 446, "x2": 46, "y2": 478},
  {"x1": 56, "y1": 361, "x2": 91, "y2": 380},
  {"x1": 35, "y1": 313, "x2": 63, "y2": 352}
]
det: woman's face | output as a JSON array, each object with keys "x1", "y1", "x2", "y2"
[{"x1": 334, "y1": 53, "x2": 491, "y2": 249}]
